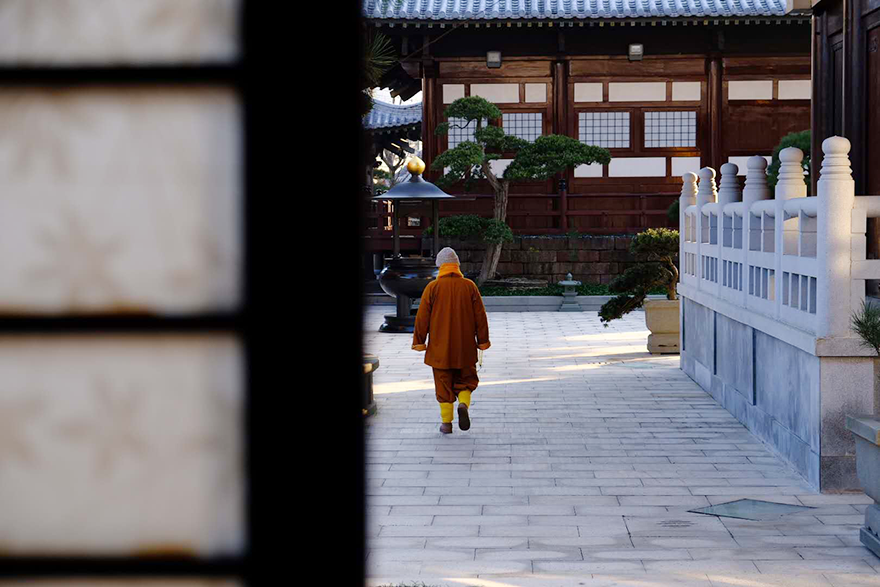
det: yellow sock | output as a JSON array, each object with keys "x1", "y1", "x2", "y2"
[
  {"x1": 458, "y1": 389, "x2": 471, "y2": 407},
  {"x1": 440, "y1": 402, "x2": 454, "y2": 423}
]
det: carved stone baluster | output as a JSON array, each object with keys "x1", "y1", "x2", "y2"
[{"x1": 816, "y1": 136, "x2": 855, "y2": 338}]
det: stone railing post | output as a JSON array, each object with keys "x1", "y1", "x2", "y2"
[
  {"x1": 743, "y1": 156, "x2": 771, "y2": 253},
  {"x1": 717, "y1": 163, "x2": 742, "y2": 295},
  {"x1": 717, "y1": 163, "x2": 741, "y2": 208},
  {"x1": 816, "y1": 136, "x2": 855, "y2": 339},
  {"x1": 718, "y1": 162, "x2": 741, "y2": 248},
  {"x1": 775, "y1": 147, "x2": 807, "y2": 314},
  {"x1": 680, "y1": 172, "x2": 698, "y2": 280},
  {"x1": 696, "y1": 167, "x2": 717, "y2": 287}
]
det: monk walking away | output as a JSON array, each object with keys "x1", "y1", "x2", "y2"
[{"x1": 412, "y1": 247, "x2": 491, "y2": 434}]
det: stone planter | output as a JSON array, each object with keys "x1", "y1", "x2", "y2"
[
  {"x1": 363, "y1": 354, "x2": 380, "y2": 416},
  {"x1": 845, "y1": 415, "x2": 880, "y2": 558},
  {"x1": 644, "y1": 298, "x2": 680, "y2": 354}
]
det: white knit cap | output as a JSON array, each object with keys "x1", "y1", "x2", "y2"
[{"x1": 436, "y1": 247, "x2": 460, "y2": 267}]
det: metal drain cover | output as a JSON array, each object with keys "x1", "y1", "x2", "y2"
[
  {"x1": 688, "y1": 498, "x2": 814, "y2": 521},
  {"x1": 659, "y1": 520, "x2": 694, "y2": 528}
]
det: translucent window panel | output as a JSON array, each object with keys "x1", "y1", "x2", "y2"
[
  {"x1": 0, "y1": 87, "x2": 242, "y2": 314},
  {"x1": 502, "y1": 112, "x2": 542, "y2": 142},
  {"x1": 0, "y1": 0, "x2": 239, "y2": 64},
  {"x1": 0, "y1": 335, "x2": 244, "y2": 556},
  {"x1": 644, "y1": 111, "x2": 697, "y2": 148},
  {"x1": 442, "y1": 84, "x2": 465, "y2": 104},
  {"x1": 728, "y1": 80, "x2": 773, "y2": 100},
  {"x1": 0, "y1": 583, "x2": 241, "y2": 586},
  {"x1": 578, "y1": 112, "x2": 630, "y2": 149}
]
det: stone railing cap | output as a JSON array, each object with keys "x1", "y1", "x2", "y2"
[
  {"x1": 747, "y1": 155, "x2": 769, "y2": 170},
  {"x1": 846, "y1": 415, "x2": 880, "y2": 446},
  {"x1": 822, "y1": 135, "x2": 851, "y2": 156}
]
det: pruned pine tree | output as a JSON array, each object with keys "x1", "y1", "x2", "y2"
[
  {"x1": 598, "y1": 228, "x2": 680, "y2": 326},
  {"x1": 432, "y1": 96, "x2": 611, "y2": 285}
]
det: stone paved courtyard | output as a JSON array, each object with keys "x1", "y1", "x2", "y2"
[{"x1": 363, "y1": 307, "x2": 880, "y2": 587}]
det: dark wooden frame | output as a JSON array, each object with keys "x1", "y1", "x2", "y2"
[{"x1": 0, "y1": 4, "x2": 255, "y2": 583}]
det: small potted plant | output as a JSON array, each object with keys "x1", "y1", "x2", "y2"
[
  {"x1": 845, "y1": 300, "x2": 880, "y2": 557},
  {"x1": 598, "y1": 228, "x2": 680, "y2": 354}
]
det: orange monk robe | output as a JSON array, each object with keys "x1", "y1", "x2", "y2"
[{"x1": 412, "y1": 263, "x2": 491, "y2": 369}]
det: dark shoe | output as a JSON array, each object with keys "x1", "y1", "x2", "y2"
[
  {"x1": 458, "y1": 404, "x2": 470, "y2": 431},
  {"x1": 439, "y1": 423, "x2": 453, "y2": 434}
]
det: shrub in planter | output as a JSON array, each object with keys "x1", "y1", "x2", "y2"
[
  {"x1": 852, "y1": 300, "x2": 880, "y2": 358},
  {"x1": 598, "y1": 228, "x2": 679, "y2": 324},
  {"x1": 846, "y1": 301, "x2": 880, "y2": 557},
  {"x1": 598, "y1": 228, "x2": 680, "y2": 353}
]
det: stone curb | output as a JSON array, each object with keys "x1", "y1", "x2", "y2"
[{"x1": 363, "y1": 294, "x2": 668, "y2": 312}]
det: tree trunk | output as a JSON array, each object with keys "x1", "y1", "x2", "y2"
[
  {"x1": 665, "y1": 255, "x2": 679, "y2": 300},
  {"x1": 476, "y1": 181, "x2": 510, "y2": 285},
  {"x1": 478, "y1": 242, "x2": 504, "y2": 285}
]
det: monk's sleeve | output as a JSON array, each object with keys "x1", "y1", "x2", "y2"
[
  {"x1": 472, "y1": 284, "x2": 491, "y2": 350},
  {"x1": 412, "y1": 283, "x2": 432, "y2": 351}
]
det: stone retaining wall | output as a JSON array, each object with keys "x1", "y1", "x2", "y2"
[{"x1": 422, "y1": 235, "x2": 638, "y2": 284}]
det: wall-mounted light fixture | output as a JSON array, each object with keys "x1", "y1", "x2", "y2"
[
  {"x1": 628, "y1": 44, "x2": 644, "y2": 61},
  {"x1": 487, "y1": 51, "x2": 502, "y2": 68}
]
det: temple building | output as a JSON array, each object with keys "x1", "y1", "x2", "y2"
[
  {"x1": 811, "y1": 0, "x2": 880, "y2": 256},
  {"x1": 363, "y1": 0, "x2": 813, "y2": 255}
]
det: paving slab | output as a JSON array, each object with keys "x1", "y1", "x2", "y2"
[{"x1": 363, "y1": 308, "x2": 878, "y2": 585}]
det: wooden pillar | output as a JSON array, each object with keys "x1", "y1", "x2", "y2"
[
  {"x1": 432, "y1": 200, "x2": 440, "y2": 257},
  {"x1": 421, "y1": 35, "x2": 438, "y2": 182},
  {"x1": 559, "y1": 179, "x2": 568, "y2": 232},
  {"x1": 708, "y1": 56, "x2": 723, "y2": 172},
  {"x1": 811, "y1": 13, "x2": 823, "y2": 198},
  {"x1": 555, "y1": 34, "x2": 568, "y2": 233}
]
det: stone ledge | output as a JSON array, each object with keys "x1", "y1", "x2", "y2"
[
  {"x1": 364, "y1": 293, "x2": 666, "y2": 312},
  {"x1": 847, "y1": 415, "x2": 880, "y2": 446}
]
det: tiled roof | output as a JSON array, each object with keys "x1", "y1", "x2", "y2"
[
  {"x1": 363, "y1": 0, "x2": 790, "y2": 20},
  {"x1": 364, "y1": 100, "x2": 422, "y2": 131}
]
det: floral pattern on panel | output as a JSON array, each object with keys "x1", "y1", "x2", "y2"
[
  {"x1": 0, "y1": 395, "x2": 45, "y2": 469},
  {"x1": 0, "y1": 0, "x2": 239, "y2": 64},
  {"x1": 0, "y1": 88, "x2": 241, "y2": 314},
  {"x1": 55, "y1": 377, "x2": 149, "y2": 478}
]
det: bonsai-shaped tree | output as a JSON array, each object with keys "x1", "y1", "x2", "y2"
[
  {"x1": 767, "y1": 130, "x2": 811, "y2": 191},
  {"x1": 852, "y1": 299, "x2": 880, "y2": 365},
  {"x1": 432, "y1": 96, "x2": 611, "y2": 285},
  {"x1": 598, "y1": 228, "x2": 680, "y2": 326},
  {"x1": 361, "y1": 31, "x2": 396, "y2": 117}
]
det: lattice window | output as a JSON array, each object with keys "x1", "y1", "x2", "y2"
[
  {"x1": 578, "y1": 112, "x2": 630, "y2": 149},
  {"x1": 502, "y1": 112, "x2": 542, "y2": 142},
  {"x1": 644, "y1": 111, "x2": 697, "y2": 148},
  {"x1": 447, "y1": 117, "x2": 486, "y2": 149}
]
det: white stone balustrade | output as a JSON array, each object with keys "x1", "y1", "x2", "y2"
[
  {"x1": 679, "y1": 137, "x2": 880, "y2": 349},
  {"x1": 678, "y1": 136, "x2": 880, "y2": 490}
]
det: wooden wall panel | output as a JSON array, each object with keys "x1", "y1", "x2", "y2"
[
  {"x1": 724, "y1": 104, "x2": 810, "y2": 155},
  {"x1": 866, "y1": 25, "x2": 880, "y2": 194},
  {"x1": 439, "y1": 60, "x2": 551, "y2": 78},
  {"x1": 569, "y1": 57, "x2": 706, "y2": 78},
  {"x1": 723, "y1": 56, "x2": 811, "y2": 77}
]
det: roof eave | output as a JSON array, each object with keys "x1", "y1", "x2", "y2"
[{"x1": 365, "y1": 14, "x2": 808, "y2": 27}]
